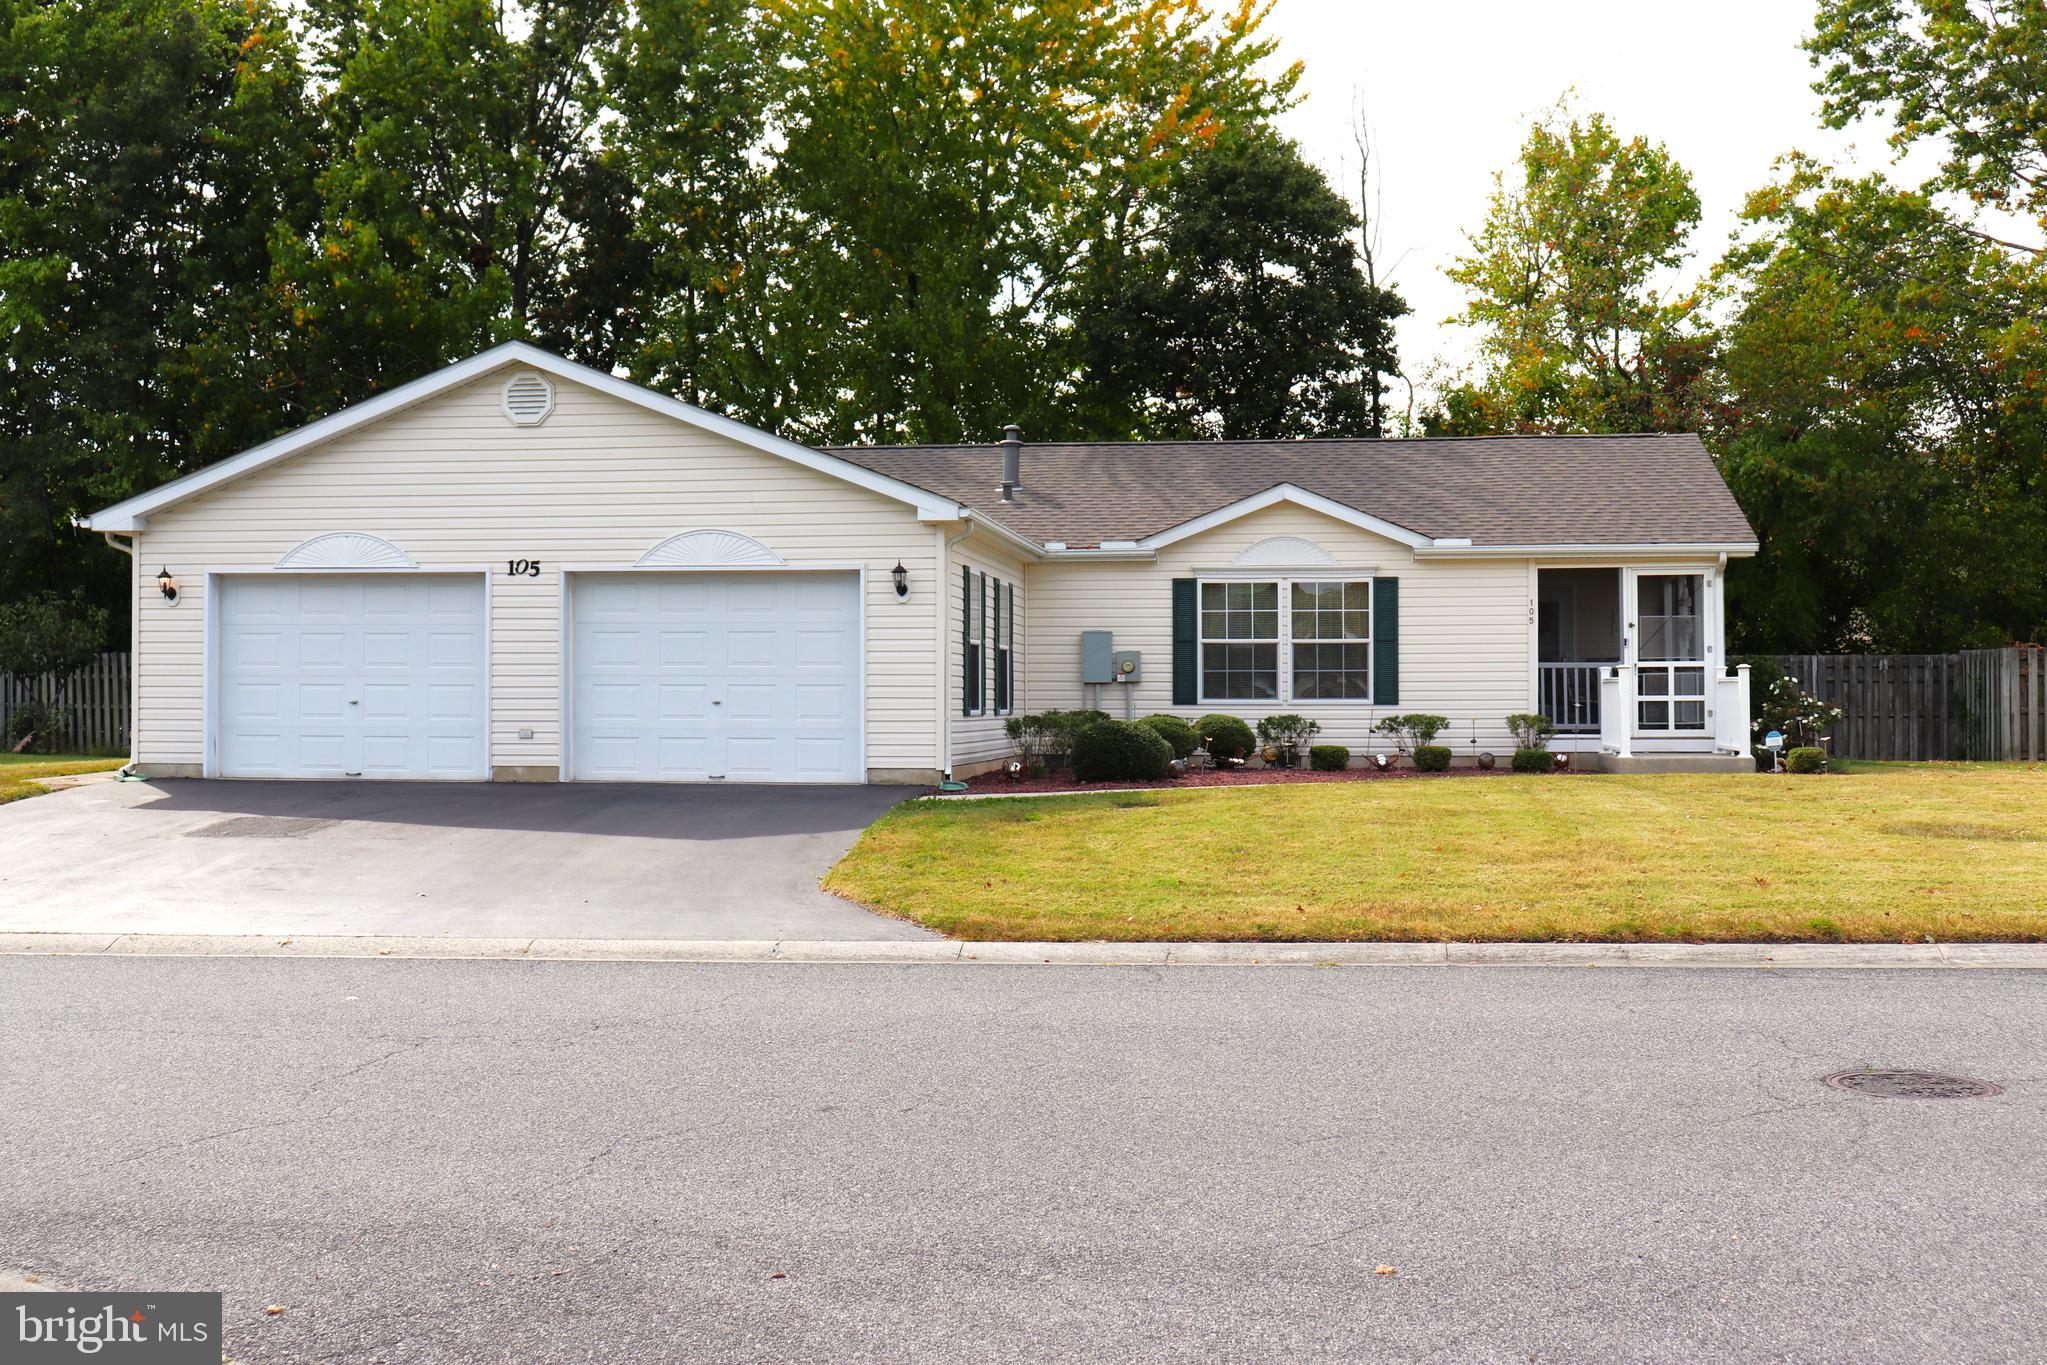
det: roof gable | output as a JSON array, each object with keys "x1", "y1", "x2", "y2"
[{"x1": 86, "y1": 343, "x2": 963, "y2": 531}]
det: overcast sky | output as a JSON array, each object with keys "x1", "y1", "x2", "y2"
[{"x1": 1264, "y1": 0, "x2": 1938, "y2": 406}]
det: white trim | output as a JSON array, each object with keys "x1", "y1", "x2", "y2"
[
  {"x1": 1416, "y1": 540, "x2": 1759, "y2": 559},
  {"x1": 559, "y1": 564, "x2": 869, "y2": 785},
  {"x1": 634, "y1": 528, "x2": 784, "y2": 568},
  {"x1": 202, "y1": 567, "x2": 494, "y2": 781},
  {"x1": 274, "y1": 531, "x2": 417, "y2": 570},
  {"x1": 86, "y1": 341, "x2": 965, "y2": 531},
  {"x1": 1142, "y1": 485, "x2": 1433, "y2": 552}
]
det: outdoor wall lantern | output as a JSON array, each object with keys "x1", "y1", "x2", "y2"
[
  {"x1": 890, "y1": 561, "x2": 909, "y2": 599},
  {"x1": 157, "y1": 567, "x2": 180, "y2": 605}
]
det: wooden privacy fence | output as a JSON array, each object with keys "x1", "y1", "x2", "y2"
[
  {"x1": 0, "y1": 652, "x2": 130, "y2": 754},
  {"x1": 1767, "y1": 648, "x2": 2047, "y2": 761}
]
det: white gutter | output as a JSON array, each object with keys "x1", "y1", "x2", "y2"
[{"x1": 1411, "y1": 540, "x2": 1760, "y2": 560}]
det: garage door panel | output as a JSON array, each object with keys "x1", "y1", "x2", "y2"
[
  {"x1": 217, "y1": 574, "x2": 485, "y2": 780},
  {"x1": 571, "y1": 572, "x2": 859, "y2": 783}
]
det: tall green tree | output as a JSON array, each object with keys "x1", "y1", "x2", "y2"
[
  {"x1": 763, "y1": 0, "x2": 1297, "y2": 444},
  {"x1": 0, "y1": 0, "x2": 319, "y2": 632},
  {"x1": 1074, "y1": 134, "x2": 1407, "y2": 439},
  {"x1": 1710, "y1": 158, "x2": 2047, "y2": 651},
  {"x1": 277, "y1": 0, "x2": 633, "y2": 406},
  {"x1": 604, "y1": 0, "x2": 784, "y2": 420},
  {"x1": 1808, "y1": 0, "x2": 2046, "y2": 255},
  {"x1": 1429, "y1": 104, "x2": 1704, "y2": 435}
]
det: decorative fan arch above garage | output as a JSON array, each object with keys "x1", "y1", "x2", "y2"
[
  {"x1": 634, "y1": 529, "x2": 785, "y2": 568},
  {"x1": 274, "y1": 532, "x2": 417, "y2": 570}
]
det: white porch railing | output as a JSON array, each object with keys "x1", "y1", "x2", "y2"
[
  {"x1": 1599, "y1": 665, "x2": 1635, "y2": 755},
  {"x1": 1714, "y1": 664, "x2": 1752, "y2": 754},
  {"x1": 1538, "y1": 662, "x2": 1611, "y2": 733}
]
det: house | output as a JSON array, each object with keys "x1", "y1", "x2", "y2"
[{"x1": 85, "y1": 342, "x2": 1759, "y2": 784}]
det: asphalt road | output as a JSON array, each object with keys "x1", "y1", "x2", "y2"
[{"x1": 4, "y1": 957, "x2": 2043, "y2": 1363}]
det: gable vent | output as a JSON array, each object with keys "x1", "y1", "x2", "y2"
[{"x1": 501, "y1": 371, "x2": 555, "y2": 425}]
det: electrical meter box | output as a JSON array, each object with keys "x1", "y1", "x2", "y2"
[
  {"x1": 1111, "y1": 650, "x2": 1142, "y2": 683},
  {"x1": 1080, "y1": 631, "x2": 1115, "y2": 685}
]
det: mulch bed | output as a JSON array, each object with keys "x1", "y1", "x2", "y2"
[{"x1": 955, "y1": 763, "x2": 1520, "y2": 796}]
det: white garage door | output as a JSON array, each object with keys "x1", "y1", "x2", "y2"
[
  {"x1": 216, "y1": 575, "x2": 487, "y2": 780},
  {"x1": 570, "y1": 572, "x2": 862, "y2": 783}
]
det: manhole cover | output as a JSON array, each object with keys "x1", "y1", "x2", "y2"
[
  {"x1": 187, "y1": 816, "x2": 338, "y2": 839},
  {"x1": 1824, "y1": 1069, "x2": 2003, "y2": 1099}
]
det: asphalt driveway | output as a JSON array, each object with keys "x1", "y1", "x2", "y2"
[{"x1": 0, "y1": 778, "x2": 930, "y2": 940}]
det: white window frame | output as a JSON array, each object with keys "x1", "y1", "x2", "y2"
[{"x1": 1197, "y1": 575, "x2": 1375, "y2": 705}]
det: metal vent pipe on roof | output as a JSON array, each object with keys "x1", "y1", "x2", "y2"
[{"x1": 1000, "y1": 423, "x2": 1022, "y2": 501}]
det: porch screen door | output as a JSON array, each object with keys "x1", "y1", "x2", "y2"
[{"x1": 1635, "y1": 574, "x2": 1706, "y2": 732}]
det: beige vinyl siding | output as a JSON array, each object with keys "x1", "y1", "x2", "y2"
[
  {"x1": 947, "y1": 532, "x2": 1030, "y2": 769},
  {"x1": 130, "y1": 369, "x2": 941, "y2": 776},
  {"x1": 1024, "y1": 503, "x2": 1534, "y2": 754}
]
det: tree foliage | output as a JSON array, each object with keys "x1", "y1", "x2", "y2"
[
  {"x1": 1808, "y1": 0, "x2": 2047, "y2": 253},
  {"x1": 1430, "y1": 105, "x2": 1704, "y2": 434},
  {"x1": 1074, "y1": 134, "x2": 1407, "y2": 438},
  {"x1": 1710, "y1": 159, "x2": 2047, "y2": 651}
]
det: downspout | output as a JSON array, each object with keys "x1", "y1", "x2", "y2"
[
  {"x1": 102, "y1": 531, "x2": 139, "y2": 776},
  {"x1": 936, "y1": 517, "x2": 976, "y2": 782}
]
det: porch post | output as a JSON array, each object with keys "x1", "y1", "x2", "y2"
[
  {"x1": 1715, "y1": 663, "x2": 1752, "y2": 755},
  {"x1": 1600, "y1": 665, "x2": 1635, "y2": 757}
]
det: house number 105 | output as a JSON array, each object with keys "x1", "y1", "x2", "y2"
[{"x1": 506, "y1": 559, "x2": 542, "y2": 577}]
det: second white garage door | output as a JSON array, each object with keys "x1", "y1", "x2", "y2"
[{"x1": 569, "y1": 572, "x2": 863, "y2": 783}]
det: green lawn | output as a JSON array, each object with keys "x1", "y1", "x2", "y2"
[
  {"x1": 825, "y1": 765, "x2": 2047, "y2": 943},
  {"x1": 0, "y1": 754, "x2": 126, "y2": 805}
]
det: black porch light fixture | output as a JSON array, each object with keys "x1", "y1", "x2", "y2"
[
  {"x1": 156, "y1": 567, "x2": 179, "y2": 604},
  {"x1": 890, "y1": 561, "x2": 909, "y2": 599}
]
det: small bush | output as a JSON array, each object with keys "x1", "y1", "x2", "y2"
[
  {"x1": 1195, "y1": 713, "x2": 1256, "y2": 761},
  {"x1": 1309, "y1": 745, "x2": 1350, "y2": 772},
  {"x1": 1137, "y1": 714, "x2": 1198, "y2": 760},
  {"x1": 5, "y1": 698, "x2": 62, "y2": 754},
  {"x1": 1511, "y1": 747, "x2": 1552, "y2": 774},
  {"x1": 1255, "y1": 713, "x2": 1321, "y2": 765},
  {"x1": 1785, "y1": 746, "x2": 1827, "y2": 774},
  {"x1": 1372, "y1": 713, "x2": 1451, "y2": 751},
  {"x1": 1504, "y1": 713, "x2": 1555, "y2": 750},
  {"x1": 1412, "y1": 745, "x2": 1452, "y2": 772},
  {"x1": 1005, "y1": 709, "x2": 1112, "y2": 767},
  {"x1": 1071, "y1": 719, "x2": 1175, "y2": 783}
]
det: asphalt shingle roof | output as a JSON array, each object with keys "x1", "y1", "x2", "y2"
[{"x1": 826, "y1": 432, "x2": 1756, "y2": 549}]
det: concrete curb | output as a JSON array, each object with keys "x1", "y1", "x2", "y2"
[{"x1": 0, "y1": 932, "x2": 2042, "y2": 968}]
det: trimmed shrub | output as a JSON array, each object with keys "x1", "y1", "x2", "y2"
[
  {"x1": 1785, "y1": 746, "x2": 1827, "y2": 774},
  {"x1": 1309, "y1": 744, "x2": 1350, "y2": 772},
  {"x1": 1412, "y1": 745, "x2": 1452, "y2": 772},
  {"x1": 1138, "y1": 714, "x2": 1198, "y2": 760},
  {"x1": 1005, "y1": 709, "x2": 1112, "y2": 767},
  {"x1": 1071, "y1": 719, "x2": 1175, "y2": 784},
  {"x1": 1195, "y1": 713, "x2": 1256, "y2": 762},
  {"x1": 1511, "y1": 747, "x2": 1552, "y2": 774}
]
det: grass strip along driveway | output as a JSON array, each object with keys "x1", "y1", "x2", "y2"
[
  {"x1": 0, "y1": 755, "x2": 124, "y2": 805},
  {"x1": 826, "y1": 764, "x2": 2047, "y2": 943}
]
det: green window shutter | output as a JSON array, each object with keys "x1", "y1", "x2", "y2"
[
  {"x1": 1172, "y1": 579, "x2": 1198, "y2": 706},
  {"x1": 1373, "y1": 577, "x2": 1400, "y2": 706},
  {"x1": 961, "y1": 566, "x2": 973, "y2": 716}
]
